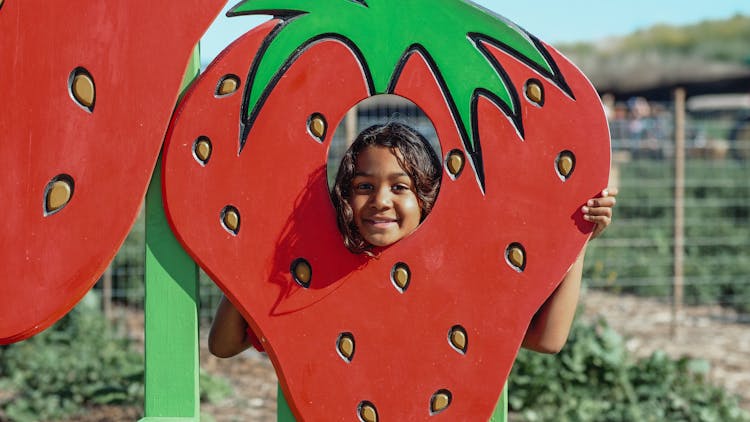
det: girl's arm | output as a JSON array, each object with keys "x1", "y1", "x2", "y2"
[
  {"x1": 208, "y1": 295, "x2": 254, "y2": 358},
  {"x1": 522, "y1": 188, "x2": 617, "y2": 354}
]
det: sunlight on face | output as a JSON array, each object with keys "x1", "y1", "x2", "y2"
[{"x1": 348, "y1": 146, "x2": 422, "y2": 248}]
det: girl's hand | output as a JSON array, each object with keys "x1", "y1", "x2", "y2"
[{"x1": 582, "y1": 187, "x2": 618, "y2": 239}]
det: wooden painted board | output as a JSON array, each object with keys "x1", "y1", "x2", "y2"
[
  {"x1": 162, "y1": 1, "x2": 611, "y2": 420},
  {"x1": 0, "y1": 0, "x2": 225, "y2": 344}
]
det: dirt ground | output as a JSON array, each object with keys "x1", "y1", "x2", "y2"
[
  {"x1": 580, "y1": 290, "x2": 750, "y2": 410},
  {"x1": 69, "y1": 290, "x2": 750, "y2": 421}
]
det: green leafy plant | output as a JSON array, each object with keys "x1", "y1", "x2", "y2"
[
  {"x1": 0, "y1": 294, "x2": 143, "y2": 421},
  {"x1": 0, "y1": 293, "x2": 231, "y2": 421},
  {"x1": 509, "y1": 316, "x2": 749, "y2": 422}
]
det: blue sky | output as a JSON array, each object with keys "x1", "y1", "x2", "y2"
[
  {"x1": 475, "y1": 0, "x2": 750, "y2": 43},
  {"x1": 201, "y1": 0, "x2": 750, "y2": 62}
]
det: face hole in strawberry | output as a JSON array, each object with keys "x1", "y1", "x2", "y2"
[
  {"x1": 357, "y1": 401, "x2": 378, "y2": 422},
  {"x1": 445, "y1": 149, "x2": 466, "y2": 179},
  {"x1": 307, "y1": 113, "x2": 327, "y2": 142},
  {"x1": 390, "y1": 262, "x2": 411, "y2": 293},
  {"x1": 326, "y1": 95, "x2": 443, "y2": 251},
  {"x1": 220, "y1": 205, "x2": 240, "y2": 235},
  {"x1": 215, "y1": 74, "x2": 241, "y2": 97},
  {"x1": 291, "y1": 258, "x2": 312, "y2": 288},
  {"x1": 68, "y1": 68, "x2": 95, "y2": 112},
  {"x1": 555, "y1": 150, "x2": 576, "y2": 181},
  {"x1": 193, "y1": 136, "x2": 212, "y2": 165},
  {"x1": 505, "y1": 243, "x2": 526, "y2": 272},
  {"x1": 524, "y1": 79, "x2": 544, "y2": 106},
  {"x1": 429, "y1": 389, "x2": 452, "y2": 415},
  {"x1": 448, "y1": 325, "x2": 468, "y2": 354},
  {"x1": 336, "y1": 332, "x2": 355, "y2": 362},
  {"x1": 43, "y1": 174, "x2": 74, "y2": 216}
]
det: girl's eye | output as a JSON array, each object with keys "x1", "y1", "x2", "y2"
[
  {"x1": 392, "y1": 184, "x2": 410, "y2": 192},
  {"x1": 354, "y1": 183, "x2": 373, "y2": 192}
]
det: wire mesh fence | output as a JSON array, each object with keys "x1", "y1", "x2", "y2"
[{"x1": 93, "y1": 95, "x2": 750, "y2": 338}]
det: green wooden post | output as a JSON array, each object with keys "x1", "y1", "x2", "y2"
[
  {"x1": 140, "y1": 47, "x2": 202, "y2": 422},
  {"x1": 489, "y1": 383, "x2": 508, "y2": 422},
  {"x1": 277, "y1": 385, "x2": 296, "y2": 422}
]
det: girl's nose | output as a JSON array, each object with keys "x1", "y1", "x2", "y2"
[{"x1": 371, "y1": 187, "x2": 392, "y2": 209}]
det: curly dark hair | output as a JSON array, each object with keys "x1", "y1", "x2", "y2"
[{"x1": 331, "y1": 122, "x2": 442, "y2": 254}]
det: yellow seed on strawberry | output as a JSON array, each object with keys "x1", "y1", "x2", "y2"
[
  {"x1": 430, "y1": 390, "x2": 451, "y2": 413},
  {"x1": 507, "y1": 244, "x2": 525, "y2": 271},
  {"x1": 446, "y1": 150, "x2": 465, "y2": 177},
  {"x1": 194, "y1": 137, "x2": 211, "y2": 164},
  {"x1": 71, "y1": 70, "x2": 95, "y2": 109},
  {"x1": 221, "y1": 206, "x2": 240, "y2": 234},
  {"x1": 391, "y1": 263, "x2": 410, "y2": 291},
  {"x1": 309, "y1": 114, "x2": 326, "y2": 139},
  {"x1": 525, "y1": 80, "x2": 543, "y2": 105},
  {"x1": 292, "y1": 258, "x2": 312, "y2": 286},
  {"x1": 337, "y1": 333, "x2": 355, "y2": 361},
  {"x1": 359, "y1": 402, "x2": 377, "y2": 422},
  {"x1": 216, "y1": 75, "x2": 240, "y2": 96},
  {"x1": 449, "y1": 326, "x2": 467, "y2": 353},
  {"x1": 556, "y1": 151, "x2": 575, "y2": 179},
  {"x1": 45, "y1": 177, "x2": 73, "y2": 214}
]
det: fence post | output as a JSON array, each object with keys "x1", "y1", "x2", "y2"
[
  {"x1": 103, "y1": 264, "x2": 113, "y2": 321},
  {"x1": 345, "y1": 106, "x2": 358, "y2": 147},
  {"x1": 672, "y1": 87, "x2": 686, "y2": 338},
  {"x1": 140, "y1": 46, "x2": 202, "y2": 421}
]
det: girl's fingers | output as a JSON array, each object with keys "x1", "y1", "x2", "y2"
[
  {"x1": 587, "y1": 196, "x2": 616, "y2": 208},
  {"x1": 582, "y1": 187, "x2": 618, "y2": 238},
  {"x1": 583, "y1": 213, "x2": 611, "y2": 224},
  {"x1": 586, "y1": 214, "x2": 611, "y2": 238},
  {"x1": 583, "y1": 206, "x2": 612, "y2": 217}
]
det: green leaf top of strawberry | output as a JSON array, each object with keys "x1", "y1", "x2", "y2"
[{"x1": 229, "y1": 0, "x2": 572, "y2": 190}]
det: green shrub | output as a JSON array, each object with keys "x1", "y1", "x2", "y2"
[
  {"x1": 0, "y1": 293, "x2": 143, "y2": 421},
  {"x1": 509, "y1": 317, "x2": 749, "y2": 422},
  {"x1": 0, "y1": 293, "x2": 231, "y2": 422}
]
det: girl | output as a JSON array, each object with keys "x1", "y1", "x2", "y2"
[
  {"x1": 209, "y1": 121, "x2": 617, "y2": 357},
  {"x1": 330, "y1": 122, "x2": 442, "y2": 255}
]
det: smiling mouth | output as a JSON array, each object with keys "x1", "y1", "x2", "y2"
[{"x1": 364, "y1": 218, "x2": 398, "y2": 227}]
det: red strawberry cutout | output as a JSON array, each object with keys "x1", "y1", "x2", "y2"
[
  {"x1": 162, "y1": 16, "x2": 609, "y2": 421},
  {"x1": 0, "y1": 0, "x2": 225, "y2": 343}
]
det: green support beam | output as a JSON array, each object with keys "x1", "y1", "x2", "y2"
[{"x1": 140, "y1": 47, "x2": 201, "y2": 422}]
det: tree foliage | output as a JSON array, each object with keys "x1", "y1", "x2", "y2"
[
  {"x1": 559, "y1": 14, "x2": 750, "y2": 65},
  {"x1": 556, "y1": 14, "x2": 750, "y2": 91}
]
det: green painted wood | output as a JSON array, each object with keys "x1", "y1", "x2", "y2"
[
  {"x1": 489, "y1": 384, "x2": 508, "y2": 422},
  {"x1": 230, "y1": 0, "x2": 558, "y2": 155},
  {"x1": 277, "y1": 384, "x2": 296, "y2": 422},
  {"x1": 141, "y1": 47, "x2": 201, "y2": 421}
]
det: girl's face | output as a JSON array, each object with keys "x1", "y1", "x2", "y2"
[{"x1": 348, "y1": 146, "x2": 422, "y2": 248}]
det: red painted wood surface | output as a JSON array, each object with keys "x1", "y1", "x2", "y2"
[
  {"x1": 162, "y1": 21, "x2": 610, "y2": 420},
  {"x1": 0, "y1": 0, "x2": 225, "y2": 344}
]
